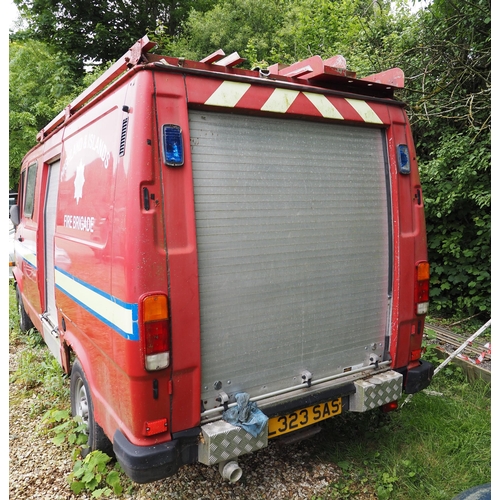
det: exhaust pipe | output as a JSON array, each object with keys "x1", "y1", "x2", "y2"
[{"x1": 219, "y1": 460, "x2": 243, "y2": 483}]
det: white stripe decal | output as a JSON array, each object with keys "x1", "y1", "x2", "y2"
[
  {"x1": 204, "y1": 81, "x2": 251, "y2": 108},
  {"x1": 303, "y1": 92, "x2": 344, "y2": 120},
  {"x1": 345, "y1": 98, "x2": 383, "y2": 124},
  {"x1": 15, "y1": 240, "x2": 37, "y2": 269},
  {"x1": 261, "y1": 89, "x2": 300, "y2": 113},
  {"x1": 55, "y1": 268, "x2": 138, "y2": 340}
]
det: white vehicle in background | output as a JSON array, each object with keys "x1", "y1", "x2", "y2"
[
  {"x1": 9, "y1": 219, "x2": 15, "y2": 279},
  {"x1": 9, "y1": 192, "x2": 17, "y2": 279}
]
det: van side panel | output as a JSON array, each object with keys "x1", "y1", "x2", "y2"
[
  {"x1": 55, "y1": 85, "x2": 122, "y2": 439},
  {"x1": 54, "y1": 73, "x2": 173, "y2": 446}
]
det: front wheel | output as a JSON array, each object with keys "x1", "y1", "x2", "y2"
[
  {"x1": 15, "y1": 284, "x2": 34, "y2": 333},
  {"x1": 70, "y1": 359, "x2": 113, "y2": 457}
]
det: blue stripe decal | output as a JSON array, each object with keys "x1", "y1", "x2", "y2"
[
  {"x1": 15, "y1": 240, "x2": 37, "y2": 270},
  {"x1": 55, "y1": 266, "x2": 139, "y2": 341}
]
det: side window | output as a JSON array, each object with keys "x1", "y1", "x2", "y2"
[
  {"x1": 18, "y1": 170, "x2": 26, "y2": 216},
  {"x1": 24, "y1": 163, "x2": 37, "y2": 219}
]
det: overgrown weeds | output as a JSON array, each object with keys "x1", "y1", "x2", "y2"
[
  {"x1": 9, "y1": 283, "x2": 129, "y2": 498},
  {"x1": 317, "y1": 350, "x2": 491, "y2": 500}
]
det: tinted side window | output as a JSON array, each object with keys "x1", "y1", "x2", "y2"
[{"x1": 24, "y1": 163, "x2": 37, "y2": 219}]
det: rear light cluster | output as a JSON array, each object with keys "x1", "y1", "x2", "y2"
[
  {"x1": 415, "y1": 261, "x2": 430, "y2": 315},
  {"x1": 142, "y1": 294, "x2": 170, "y2": 371}
]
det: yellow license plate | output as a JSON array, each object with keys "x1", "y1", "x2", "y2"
[{"x1": 268, "y1": 397, "x2": 342, "y2": 438}]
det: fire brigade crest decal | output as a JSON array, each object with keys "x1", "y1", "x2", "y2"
[
  {"x1": 74, "y1": 159, "x2": 86, "y2": 204},
  {"x1": 63, "y1": 133, "x2": 111, "y2": 204},
  {"x1": 62, "y1": 132, "x2": 111, "y2": 232}
]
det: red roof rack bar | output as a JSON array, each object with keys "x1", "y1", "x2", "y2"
[
  {"x1": 213, "y1": 52, "x2": 245, "y2": 68},
  {"x1": 323, "y1": 55, "x2": 347, "y2": 70},
  {"x1": 362, "y1": 68, "x2": 405, "y2": 88}
]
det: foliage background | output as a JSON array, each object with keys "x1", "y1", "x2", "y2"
[{"x1": 9, "y1": 0, "x2": 491, "y2": 320}]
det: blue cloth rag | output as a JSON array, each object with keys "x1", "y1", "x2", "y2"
[{"x1": 222, "y1": 392, "x2": 268, "y2": 438}]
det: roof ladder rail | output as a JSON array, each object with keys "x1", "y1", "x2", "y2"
[
  {"x1": 36, "y1": 35, "x2": 156, "y2": 142},
  {"x1": 268, "y1": 54, "x2": 354, "y2": 81},
  {"x1": 213, "y1": 51, "x2": 245, "y2": 68},
  {"x1": 200, "y1": 49, "x2": 226, "y2": 64}
]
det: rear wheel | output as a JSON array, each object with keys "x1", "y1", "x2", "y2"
[
  {"x1": 70, "y1": 359, "x2": 113, "y2": 457},
  {"x1": 15, "y1": 284, "x2": 34, "y2": 332}
]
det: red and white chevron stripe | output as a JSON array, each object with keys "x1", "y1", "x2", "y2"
[{"x1": 186, "y1": 76, "x2": 393, "y2": 125}]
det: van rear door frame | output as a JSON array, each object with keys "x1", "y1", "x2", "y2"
[{"x1": 40, "y1": 158, "x2": 63, "y2": 366}]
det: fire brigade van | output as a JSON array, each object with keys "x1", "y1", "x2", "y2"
[{"x1": 10, "y1": 36, "x2": 433, "y2": 483}]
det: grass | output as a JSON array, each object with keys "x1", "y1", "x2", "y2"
[
  {"x1": 9, "y1": 283, "x2": 491, "y2": 499},
  {"x1": 314, "y1": 347, "x2": 491, "y2": 499},
  {"x1": 9, "y1": 286, "x2": 71, "y2": 430}
]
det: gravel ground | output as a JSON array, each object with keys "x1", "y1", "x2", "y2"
[{"x1": 9, "y1": 345, "x2": 377, "y2": 500}]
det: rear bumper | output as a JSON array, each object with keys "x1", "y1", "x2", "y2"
[
  {"x1": 401, "y1": 359, "x2": 434, "y2": 394},
  {"x1": 113, "y1": 428, "x2": 199, "y2": 484},
  {"x1": 113, "y1": 363, "x2": 434, "y2": 483}
]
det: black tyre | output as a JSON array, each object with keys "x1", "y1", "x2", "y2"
[
  {"x1": 16, "y1": 284, "x2": 34, "y2": 332},
  {"x1": 70, "y1": 359, "x2": 114, "y2": 457}
]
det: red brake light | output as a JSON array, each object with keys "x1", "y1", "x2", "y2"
[{"x1": 145, "y1": 320, "x2": 168, "y2": 355}]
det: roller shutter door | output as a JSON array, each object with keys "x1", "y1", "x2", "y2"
[{"x1": 189, "y1": 110, "x2": 391, "y2": 407}]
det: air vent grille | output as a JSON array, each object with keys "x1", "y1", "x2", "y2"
[{"x1": 119, "y1": 117, "x2": 129, "y2": 156}]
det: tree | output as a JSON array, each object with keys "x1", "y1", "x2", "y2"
[
  {"x1": 9, "y1": 39, "x2": 83, "y2": 188},
  {"x1": 156, "y1": 0, "x2": 387, "y2": 69},
  {"x1": 399, "y1": 0, "x2": 491, "y2": 317},
  {"x1": 12, "y1": 0, "x2": 217, "y2": 65}
]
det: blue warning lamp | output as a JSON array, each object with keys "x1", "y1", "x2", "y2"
[{"x1": 162, "y1": 125, "x2": 184, "y2": 166}]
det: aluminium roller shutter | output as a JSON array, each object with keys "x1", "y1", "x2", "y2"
[{"x1": 189, "y1": 110, "x2": 391, "y2": 408}]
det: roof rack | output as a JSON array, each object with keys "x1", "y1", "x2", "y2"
[
  {"x1": 37, "y1": 35, "x2": 156, "y2": 142},
  {"x1": 268, "y1": 54, "x2": 404, "y2": 94},
  {"x1": 36, "y1": 37, "x2": 405, "y2": 142},
  {"x1": 268, "y1": 54, "x2": 353, "y2": 79}
]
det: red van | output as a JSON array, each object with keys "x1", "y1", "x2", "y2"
[{"x1": 10, "y1": 36, "x2": 433, "y2": 483}]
